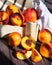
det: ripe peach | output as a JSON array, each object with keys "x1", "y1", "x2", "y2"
[
  {"x1": 6, "y1": 4, "x2": 19, "y2": 15},
  {"x1": 7, "y1": 32, "x2": 21, "y2": 47},
  {"x1": 40, "y1": 42, "x2": 52, "y2": 58},
  {"x1": 38, "y1": 29, "x2": 51, "y2": 43},
  {"x1": 16, "y1": 50, "x2": 32, "y2": 60},
  {"x1": 23, "y1": 8, "x2": 37, "y2": 22},
  {"x1": 0, "y1": 11, "x2": 9, "y2": 24},
  {"x1": 6, "y1": 4, "x2": 24, "y2": 22},
  {"x1": 6, "y1": 4, "x2": 25, "y2": 25},
  {"x1": 31, "y1": 48, "x2": 42, "y2": 62},
  {"x1": 10, "y1": 13, "x2": 23, "y2": 26},
  {"x1": 21, "y1": 36, "x2": 36, "y2": 50}
]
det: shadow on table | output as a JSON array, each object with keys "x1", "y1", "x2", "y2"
[
  {"x1": 0, "y1": 38, "x2": 15, "y2": 65},
  {"x1": 0, "y1": 51, "x2": 15, "y2": 65}
]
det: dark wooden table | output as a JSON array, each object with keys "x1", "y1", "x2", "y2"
[{"x1": 0, "y1": 38, "x2": 52, "y2": 65}]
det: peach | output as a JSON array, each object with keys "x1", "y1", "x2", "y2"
[
  {"x1": 7, "y1": 32, "x2": 21, "y2": 47},
  {"x1": 0, "y1": 22, "x2": 3, "y2": 25},
  {"x1": 21, "y1": 36, "x2": 36, "y2": 50},
  {"x1": 6, "y1": 4, "x2": 25, "y2": 25},
  {"x1": 6, "y1": 4, "x2": 19, "y2": 15},
  {"x1": 40, "y1": 42, "x2": 52, "y2": 58},
  {"x1": 6, "y1": 4, "x2": 24, "y2": 22},
  {"x1": 0, "y1": 11, "x2": 9, "y2": 24},
  {"x1": 16, "y1": 50, "x2": 32, "y2": 60},
  {"x1": 23, "y1": 8, "x2": 37, "y2": 22},
  {"x1": 31, "y1": 48, "x2": 42, "y2": 62},
  {"x1": 38, "y1": 29, "x2": 51, "y2": 43},
  {"x1": 10, "y1": 13, "x2": 23, "y2": 26}
]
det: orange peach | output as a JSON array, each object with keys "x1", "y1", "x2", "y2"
[
  {"x1": 31, "y1": 48, "x2": 42, "y2": 62},
  {"x1": 6, "y1": 4, "x2": 24, "y2": 22},
  {"x1": 6, "y1": 4, "x2": 25, "y2": 25},
  {"x1": 0, "y1": 11, "x2": 9, "y2": 24},
  {"x1": 21, "y1": 36, "x2": 36, "y2": 50},
  {"x1": 38, "y1": 29, "x2": 51, "y2": 43},
  {"x1": 16, "y1": 50, "x2": 32, "y2": 60},
  {"x1": 7, "y1": 32, "x2": 21, "y2": 47},
  {"x1": 6, "y1": 4, "x2": 19, "y2": 15},
  {"x1": 40, "y1": 42, "x2": 52, "y2": 58},
  {"x1": 10, "y1": 13, "x2": 23, "y2": 26},
  {"x1": 23, "y1": 8, "x2": 37, "y2": 22}
]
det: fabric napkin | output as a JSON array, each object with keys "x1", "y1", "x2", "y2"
[{"x1": 32, "y1": 0, "x2": 52, "y2": 32}]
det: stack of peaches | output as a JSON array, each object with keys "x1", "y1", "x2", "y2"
[
  {"x1": 0, "y1": 4, "x2": 38, "y2": 26},
  {"x1": 7, "y1": 32, "x2": 42, "y2": 62},
  {"x1": 0, "y1": 4, "x2": 24, "y2": 26},
  {"x1": 38, "y1": 29, "x2": 52, "y2": 58},
  {"x1": 0, "y1": 4, "x2": 52, "y2": 63},
  {"x1": 7, "y1": 29, "x2": 52, "y2": 63}
]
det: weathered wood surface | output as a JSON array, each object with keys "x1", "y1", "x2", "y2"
[{"x1": 0, "y1": 38, "x2": 52, "y2": 65}]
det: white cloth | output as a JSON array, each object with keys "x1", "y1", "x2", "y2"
[{"x1": 32, "y1": 0, "x2": 52, "y2": 32}]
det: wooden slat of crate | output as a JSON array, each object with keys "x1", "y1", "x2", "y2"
[
  {"x1": 0, "y1": 0, "x2": 33, "y2": 10},
  {"x1": 0, "y1": 25, "x2": 23, "y2": 38}
]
